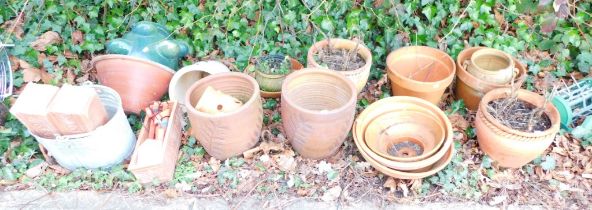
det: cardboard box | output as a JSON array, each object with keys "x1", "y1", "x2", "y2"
[
  {"x1": 47, "y1": 84, "x2": 109, "y2": 135},
  {"x1": 9, "y1": 83, "x2": 60, "y2": 138}
]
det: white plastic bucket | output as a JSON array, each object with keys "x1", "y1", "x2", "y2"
[
  {"x1": 33, "y1": 85, "x2": 136, "y2": 170},
  {"x1": 168, "y1": 60, "x2": 230, "y2": 104}
]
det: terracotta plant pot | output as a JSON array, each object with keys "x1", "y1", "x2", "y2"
[
  {"x1": 353, "y1": 96, "x2": 453, "y2": 172},
  {"x1": 307, "y1": 38, "x2": 372, "y2": 93},
  {"x1": 185, "y1": 72, "x2": 262, "y2": 160},
  {"x1": 254, "y1": 56, "x2": 304, "y2": 98},
  {"x1": 92, "y1": 54, "x2": 174, "y2": 114},
  {"x1": 475, "y1": 88, "x2": 560, "y2": 168},
  {"x1": 455, "y1": 47, "x2": 527, "y2": 110},
  {"x1": 386, "y1": 46, "x2": 455, "y2": 104},
  {"x1": 168, "y1": 61, "x2": 230, "y2": 104},
  {"x1": 364, "y1": 110, "x2": 445, "y2": 162},
  {"x1": 467, "y1": 48, "x2": 515, "y2": 85},
  {"x1": 281, "y1": 69, "x2": 357, "y2": 159}
]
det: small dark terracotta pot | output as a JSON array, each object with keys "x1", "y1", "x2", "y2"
[{"x1": 185, "y1": 72, "x2": 263, "y2": 160}]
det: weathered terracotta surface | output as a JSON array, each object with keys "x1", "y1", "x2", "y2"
[
  {"x1": 9, "y1": 83, "x2": 60, "y2": 138},
  {"x1": 92, "y1": 54, "x2": 174, "y2": 114},
  {"x1": 281, "y1": 69, "x2": 357, "y2": 159},
  {"x1": 185, "y1": 72, "x2": 262, "y2": 160},
  {"x1": 129, "y1": 101, "x2": 183, "y2": 183},
  {"x1": 256, "y1": 58, "x2": 304, "y2": 98},
  {"x1": 455, "y1": 47, "x2": 527, "y2": 110},
  {"x1": 467, "y1": 48, "x2": 515, "y2": 85},
  {"x1": 47, "y1": 85, "x2": 108, "y2": 135},
  {"x1": 364, "y1": 110, "x2": 445, "y2": 162},
  {"x1": 475, "y1": 88, "x2": 560, "y2": 168},
  {"x1": 307, "y1": 38, "x2": 372, "y2": 93},
  {"x1": 386, "y1": 46, "x2": 455, "y2": 105},
  {"x1": 353, "y1": 96, "x2": 453, "y2": 172}
]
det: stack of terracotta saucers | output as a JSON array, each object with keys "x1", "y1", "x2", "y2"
[{"x1": 353, "y1": 96, "x2": 454, "y2": 179}]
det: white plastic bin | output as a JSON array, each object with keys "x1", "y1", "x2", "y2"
[{"x1": 33, "y1": 85, "x2": 136, "y2": 170}]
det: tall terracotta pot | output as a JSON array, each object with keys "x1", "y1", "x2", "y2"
[
  {"x1": 456, "y1": 47, "x2": 527, "y2": 110},
  {"x1": 281, "y1": 69, "x2": 357, "y2": 159},
  {"x1": 92, "y1": 54, "x2": 174, "y2": 114},
  {"x1": 475, "y1": 88, "x2": 560, "y2": 168},
  {"x1": 185, "y1": 72, "x2": 263, "y2": 160},
  {"x1": 307, "y1": 38, "x2": 372, "y2": 93},
  {"x1": 386, "y1": 46, "x2": 455, "y2": 104}
]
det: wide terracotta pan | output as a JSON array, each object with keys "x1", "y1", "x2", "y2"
[
  {"x1": 455, "y1": 47, "x2": 527, "y2": 110},
  {"x1": 386, "y1": 46, "x2": 455, "y2": 104},
  {"x1": 307, "y1": 38, "x2": 372, "y2": 93},
  {"x1": 93, "y1": 54, "x2": 175, "y2": 114},
  {"x1": 475, "y1": 88, "x2": 560, "y2": 168},
  {"x1": 185, "y1": 72, "x2": 263, "y2": 160},
  {"x1": 354, "y1": 96, "x2": 453, "y2": 171},
  {"x1": 281, "y1": 69, "x2": 357, "y2": 159}
]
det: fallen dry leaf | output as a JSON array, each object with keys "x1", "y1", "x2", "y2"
[
  {"x1": 383, "y1": 177, "x2": 397, "y2": 191},
  {"x1": 72, "y1": 30, "x2": 84, "y2": 44},
  {"x1": 321, "y1": 186, "x2": 341, "y2": 202},
  {"x1": 163, "y1": 189, "x2": 178, "y2": 198},
  {"x1": 448, "y1": 113, "x2": 469, "y2": 131},
  {"x1": 66, "y1": 68, "x2": 76, "y2": 84},
  {"x1": 1, "y1": 16, "x2": 24, "y2": 39},
  {"x1": 25, "y1": 162, "x2": 48, "y2": 178},
  {"x1": 23, "y1": 68, "x2": 42, "y2": 82},
  {"x1": 30, "y1": 31, "x2": 62, "y2": 51}
]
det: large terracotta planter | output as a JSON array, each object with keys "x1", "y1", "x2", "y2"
[
  {"x1": 254, "y1": 57, "x2": 304, "y2": 98},
  {"x1": 185, "y1": 72, "x2": 263, "y2": 160},
  {"x1": 386, "y1": 46, "x2": 455, "y2": 104},
  {"x1": 456, "y1": 47, "x2": 527, "y2": 110},
  {"x1": 281, "y1": 69, "x2": 357, "y2": 159},
  {"x1": 353, "y1": 96, "x2": 453, "y2": 172},
  {"x1": 475, "y1": 88, "x2": 560, "y2": 168},
  {"x1": 92, "y1": 54, "x2": 174, "y2": 114},
  {"x1": 307, "y1": 38, "x2": 372, "y2": 93},
  {"x1": 168, "y1": 61, "x2": 230, "y2": 104}
]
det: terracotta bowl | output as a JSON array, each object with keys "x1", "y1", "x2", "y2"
[
  {"x1": 185, "y1": 72, "x2": 263, "y2": 160},
  {"x1": 93, "y1": 54, "x2": 175, "y2": 114},
  {"x1": 353, "y1": 96, "x2": 453, "y2": 171},
  {"x1": 281, "y1": 68, "x2": 357, "y2": 159},
  {"x1": 364, "y1": 110, "x2": 445, "y2": 162}
]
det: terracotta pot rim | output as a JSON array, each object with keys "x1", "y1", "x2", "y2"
[
  {"x1": 281, "y1": 68, "x2": 357, "y2": 116},
  {"x1": 92, "y1": 54, "x2": 176, "y2": 74},
  {"x1": 456, "y1": 47, "x2": 527, "y2": 89},
  {"x1": 386, "y1": 46, "x2": 456, "y2": 85},
  {"x1": 307, "y1": 38, "x2": 372, "y2": 73},
  {"x1": 478, "y1": 88, "x2": 560, "y2": 137},
  {"x1": 470, "y1": 48, "x2": 514, "y2": 73},
  {"x1": 353, "y1": 96, "x2": 454, "y2": 170},
  {"x1": 185, "y1": 72, "x2": 260, "y2": 118}
]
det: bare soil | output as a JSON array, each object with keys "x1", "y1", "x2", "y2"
[
  {"x1": 487, "y1": 98, "x2": 551, "y2": 132},
  {"x1": 315, "y1": 47, "x2": 365, "y2": 71}
]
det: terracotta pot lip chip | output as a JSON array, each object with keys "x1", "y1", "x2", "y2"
[
  {"x1": 281, "y1": 68, "x2": 357, "y2": 115},
  {"x1": 92, "y1": 54, "x2": 176, "y2": 74}
]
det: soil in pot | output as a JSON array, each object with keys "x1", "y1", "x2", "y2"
[
  {"x1": 313, "y1": 41, "x2": 366, "y2": 71},
  {"x1": 255, "y1": 55, "x2": 292, "y2": 92},
  {"x1": 487, "y1": 98, "x2": 552, "y2": 132}
]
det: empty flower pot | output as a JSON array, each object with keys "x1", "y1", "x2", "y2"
[
  {"x1": 92, "y1": 54, "x2": 174, "y2": 114},
  {"x1": 353, "y1": 96, "x2": 453, "y2": 172},
  {"x1": 307, "y1": 38, "x2": 372, "y2": 93},
  {"x1": 168, "y1": 61, "x2": 230, "y2": 104},
  {"x1": 475, "y1": 88, "x2": 560, "y2": 168},
  {"x1": 281, "y1": 69, "x2": 357, "y2": 159},
  {"x1": 364, "y1": 110, "x2": 445, "y2": 162},
  {"x1": 185, "y1": 72, "x2": 263, "y2": 160},
  {"x1": 467, "y1": 48, "x2": 515, "y2": 85},
  {"x1": 455, "y1": 47, "x2": 527, "y2": 110},
  {"x1": 255, "y1": 56, "x2": 304, "y2": 98},
  {"x1": 386, "y1": 46, "x2": 455, "y2": 104}
]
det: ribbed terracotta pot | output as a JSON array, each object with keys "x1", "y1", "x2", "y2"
[
  {"x1": 307, "y1": 38, "x2": 372, "y2": 93},
  {"x1": 475, "y1": 88, "x2": 560, "y2": 168},
  {"x1": 281, "y1": 69, "x2": 357, "y2": 159},
  {"x1": 353, "y1": 96, "x2": 453, "y2": 171},
  {"x1": 185, "y1": 72, "x2": 263, "y2": 160},
  {"x1": 93, "y1": 54, "x2": 174, "y2": 114},
  {"x1": 456, "y1": 47, "x2": 527, "y2": 110},
  {"x1": 255, "y1": 57, "x2": 304, "y2": 98},
  {"x1": 386, "y1": 46, "x2": 455, "y2": 104}
]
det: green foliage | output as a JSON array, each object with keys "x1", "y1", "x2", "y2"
[
  {"x1": 257, "y1": 55, "x2": 291, "y2": 75},
  {"x1": 446, "y1": 100, "x2": 467, "y2": 116},
  {"x1": 263, "y1": 98, "x2": 278, "y2": 109},
  {"x1": 36, "y1": 165, "x2": 135, "y2": 191}
]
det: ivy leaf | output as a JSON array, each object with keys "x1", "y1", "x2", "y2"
[
  {"x1": 540, "y1": 155, "x2": 556, "y2": 171},
  {"x1": 540, "y1": 14, "x2": 557, "y2": 33},
  {"x1": 576, "y1": 51, "x2": 592, "y2": 73}
]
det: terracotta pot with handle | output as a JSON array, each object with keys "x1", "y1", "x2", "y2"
[
  {"x1": 307, "y1": 38, "x2": 372, "y2": 93},
  {"x1": 93, "y1": 54, "x2": 174, "y2": 114},
  {"x1": 185, "y1": 72, "x2": 263, "y2": 160},
  {"x1": 475, "y1": 88, "x2": 560, "y2": 168},
  {"x1": 281, "y1": 69, "x2": 357, "y2": 159},
  {"x1": 455, "y1": 47, "x2": 527, "y2": 110},
  {"x1": 386, "y1": 46, "x2": 455, "y2": 104}
]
